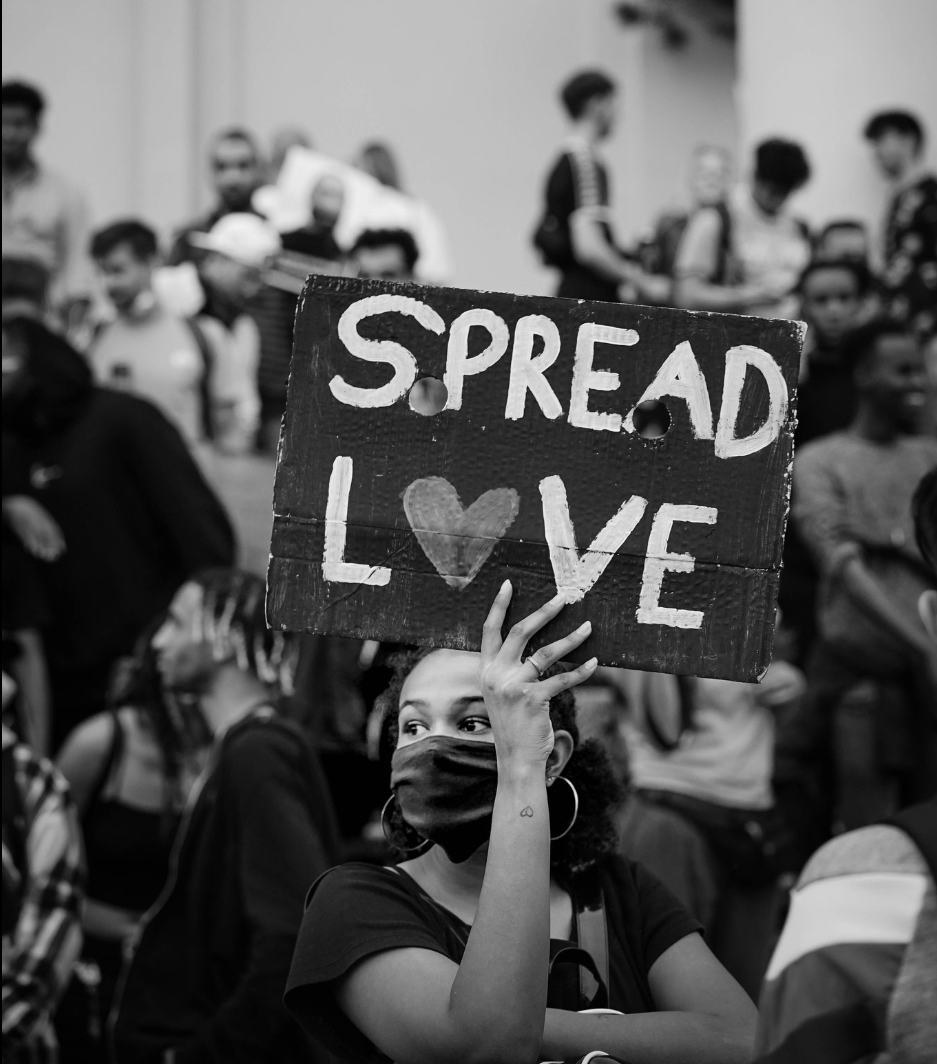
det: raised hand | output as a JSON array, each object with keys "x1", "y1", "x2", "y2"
[{"x1": 479, "y1": 580, "x2": 596, "y2": 766}]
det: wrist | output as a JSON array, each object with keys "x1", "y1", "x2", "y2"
[{"x1": 496, "y1": 758, "x2": 548, "y2": 786}]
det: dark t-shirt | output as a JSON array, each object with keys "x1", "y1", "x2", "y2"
[
  {"x1": 545, "y1": 146, "x2": 619, "y2": 303},
  {"x1": 285, "y1": 855, "x2": 701, "y2": 1064}
]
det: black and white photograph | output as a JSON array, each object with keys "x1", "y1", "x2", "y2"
[{"x1": 2, "y1": 2, "x2": 935, "y2": 1062}]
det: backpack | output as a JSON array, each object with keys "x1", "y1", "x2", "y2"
[
  {"x1": 184, "y1": 316, "x2": 215, "y2": 441},
  {"x1": 533, "y1": 211, "x2": 573, "y2": 269}
]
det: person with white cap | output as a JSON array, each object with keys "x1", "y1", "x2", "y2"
[
  {"x1": 186, "y1": 213, "x2": 282, "y2": 573},
  {"x1": 185, "y1": 212, "x2": 281, "y2": 456}
]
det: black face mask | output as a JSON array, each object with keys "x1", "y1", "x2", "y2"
[{"x1": 391, "y1": 736, "x2": 499, "y2": 863}]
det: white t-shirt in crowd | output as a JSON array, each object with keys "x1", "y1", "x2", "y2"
[
  {"x1": 616, "y1": 671, "x2": 775, "y2": 810},
  {"x1": 89, "y1": 299, "x2": 258, "y2": 454},
  {"x1": 676, "y1": 185, "x2": 810, "y2": 320}
]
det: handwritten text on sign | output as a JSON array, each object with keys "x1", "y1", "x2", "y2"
[{"x1": 268, "y1": 277, "x2": 804, "y2": 680}]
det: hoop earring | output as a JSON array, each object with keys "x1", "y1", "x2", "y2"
[
  {"x1": 380, "y1": 794, "x2": 433, "y2": 856},
  {"x1": 548, "y1": 775, "x2": 579, "y2": 841}
]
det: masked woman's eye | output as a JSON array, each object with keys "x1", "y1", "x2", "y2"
[
  {"x1": 460, "y1": 716, "x2": 491, "y2": 733},
  {"x1": 401, "y1": 720, "x2": 427, "y2": 736}
]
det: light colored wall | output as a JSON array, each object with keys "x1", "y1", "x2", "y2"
[
  {"x1": 738, "y1": 0, "x2": 937, "y2": 240},
  {"x1": 3, "y1": 0, "x2": 736, "y2": 294}
]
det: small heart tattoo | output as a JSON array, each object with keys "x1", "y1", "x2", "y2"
[
  {"x1": 520, "y1": 806, "x2": 533, "y2": 818},
  {"x1": 404, "y1": 476, "x2": 520, "y2": 590}
]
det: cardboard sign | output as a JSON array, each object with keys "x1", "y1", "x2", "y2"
[{"x1": 268, "y1": 276, "x2": 804, "y2": 681}]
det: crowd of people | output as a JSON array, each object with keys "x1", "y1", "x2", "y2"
[{"x1": 2, "y1": 63, "x2": 935, "y2": 1064}]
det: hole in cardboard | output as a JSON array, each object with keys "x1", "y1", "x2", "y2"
[
  {"x1": 409, "y1": 377, "x2": 448, "y2": 416},
  {"x1": 632, "y1": 399, "x2": 671, "y2": 439}
]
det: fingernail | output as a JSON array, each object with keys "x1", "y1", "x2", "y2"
[
  {"x1": 501, "y1": 579, "x2": 511, "y2": 593},
  {"x1": 586, "y1": 657, "x2": 598, "y2": 668},
  {"x1": 579, "y1": 621, "x2": 592, "y2": 632}
]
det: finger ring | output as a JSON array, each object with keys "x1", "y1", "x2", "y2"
[{"x1": 525, "y1": 655, "x2": 543, "y2": 677}]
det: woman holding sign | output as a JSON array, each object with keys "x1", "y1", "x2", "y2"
[{"x1": 285, "y1": 585, "x2": 755, "y2": 1063}]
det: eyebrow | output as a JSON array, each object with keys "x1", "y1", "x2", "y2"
[{"x1": 400, "y1": 696, "x2": 485, "y2": 711}]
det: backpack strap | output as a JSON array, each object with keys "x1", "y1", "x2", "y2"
[
  {"x1": 572, "y1": 863, "x2": 609, "y2": 1010},
  {"x1": 711, "y1": 200, "x2": 733, "y2": 285},
  {"x1": 185, "y1": 316, "x2": 215, "y2": 441}
]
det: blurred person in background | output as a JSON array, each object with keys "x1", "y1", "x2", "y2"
[
  {"x1": 186, "y1": 212, "x2": 280, "y2": 573},
  {"x1": 780, "y1": 259, "x2": 867, "y2": 668},
  {"x1": 188, "y1": 212, "x2": 279, "y2": 449},
  {"x1": 353, "y1": 140, "x2": 454, "y2": 284},
  {"x1": 351, "y1": 226, "x2": 419, "y2": 282},
  {"x1": 113, "y1": 569, "x2": 339, "y2": 1064},
  {"x1": 280, "y1": 174, "x2": 345, "y2": 262},
  {"x1": 674, "y1": 138, "x2": 811, "y2": 318},
  {"x1": 535, "y1": 70, "x2": 649, "y2": 304},
  {"x1": 2, "y1": 465, "x2": 61, "y2": 753},
  {"x1": 1, "y1": 81, "x2": 93, "y2": 335},
  {"x1": 756, "y1": 470, "x2": 937, "y2": 1064},
  {"x1": 168, "y1": 129, "x2": 265, "y2": 266},
  {"x1": 89, "y1": 219, "x2": 251, "y2": 460},
  {"x1": 864, "y1": 109, "x2": 937, "y2": 340},
  {"x1": 612, "y1": 662, "x2": 808, "y2": 1000},
  {"x1": 2, "y1": 717, "x2": 84, "y2": 1064},
  {"x1": 54, "y1": 621, "x2": 207, "y2": 1062},
  {"x1": 1, "y1": 316, "x2": 235, "y2": 750},
  {"x1": 792, "y1": 319, "x2": 937, "y2": 831},
  {"x1": 255, "y1": 176, "x2": 347, "y2": 452},
  {"x1": 794, "y1": 259, "x2": 867, "y2": 445},
  {"x1": 815, "y1": 218, "x2": 872, "y2": 266},
  {"x1": 638, "y1": 145, "x2": 733, "y2": 286}
]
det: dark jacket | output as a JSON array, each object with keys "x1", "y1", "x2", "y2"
[
  {"x1": 112, "y1": 711, "x2": 340, "y2": 1064},
  {"x1": 1, "y1": 318, "x2": 235, "y2": 673}
]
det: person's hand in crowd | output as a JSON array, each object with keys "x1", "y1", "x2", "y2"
[
  {"x1": 2, "y1": 495, "x2": 66, "y2": 561},
  {"x1": 479, "y1": 581, "x2": 596, "y2": 767},
  {"x1": 754, "y1": 659, "x2": 806, "y2": 709}
]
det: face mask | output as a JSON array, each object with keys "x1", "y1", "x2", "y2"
[{"x1": 391, "y1": 736, "x2": 499, "y2": 863}]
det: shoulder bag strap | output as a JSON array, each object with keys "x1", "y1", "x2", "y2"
[
  {"x1": 573, "y1": 863, "x2": 609, "y2": 1009},
  {"x1": 185, "y1": 316, "x2": 215, "y2": 441}
]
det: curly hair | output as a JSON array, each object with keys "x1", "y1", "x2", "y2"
[{"x1": 375, "y1": 647, "x2": 623, "y2": 876}]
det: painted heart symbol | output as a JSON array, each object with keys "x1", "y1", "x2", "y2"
[{"x1": 403, "y1": 477, "x2": 520, "y2": 590}]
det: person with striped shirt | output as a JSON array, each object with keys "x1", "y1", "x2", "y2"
[{"x1": 2, "y1": 718, "x2": 85, "y2": 1064}]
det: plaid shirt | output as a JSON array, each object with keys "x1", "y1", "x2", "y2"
[{"x1": 2, "y1": 726, "x2": 85, "y2": 1064}]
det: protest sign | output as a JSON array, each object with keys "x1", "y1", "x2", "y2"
[{"x1": 268, "y1": 276, "x2": 804, "y2": 681}]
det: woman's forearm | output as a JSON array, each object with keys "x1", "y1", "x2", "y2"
[
  {"x1": 541, "y1": 1008, "x2": 756, "y2": 1064},
  {"x1": 448, "y1": 767, "x2": 551, "y2": 1062}
]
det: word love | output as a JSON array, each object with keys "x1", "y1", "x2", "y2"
[
  {"x1": 329, "y1": 294, "x2": 789, "y2": 459},
  {"x1": 323, "y1": 456, "x2": 717, "y2": 631}
]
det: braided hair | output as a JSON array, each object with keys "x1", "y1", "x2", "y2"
[
  {"x1": 189, "y1": 568, "x2": 298, "y2": 694},
  {"x1": 107, "y1": 615, "x2": 187, "y2": 835},
  {"x1": 375, "y1": 647, "x2": 622, "y2": 876}
]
